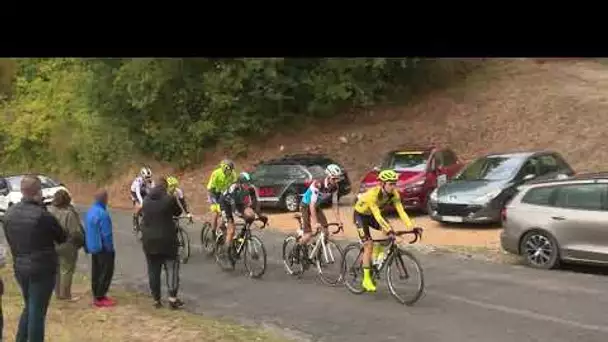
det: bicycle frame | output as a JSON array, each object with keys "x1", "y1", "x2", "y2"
[
  {"x1": 294, "y1": 214, "x2": 343, "y2": 265},
  {"x1": 367, "y1": 228, "x2": 423, "y2": 272},
  {"x1": 218, "y1": 216, "x2": 267, "y2": 256}
]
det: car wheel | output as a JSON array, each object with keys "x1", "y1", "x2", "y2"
[
  {"x1": 282, "y1": 191, "x2": 300, "y2": 212},
  {"x1": 519, "y1": 230, "x2": 560, "y2": 270}
]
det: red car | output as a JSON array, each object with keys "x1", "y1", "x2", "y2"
[{"x1": 357, "y1": 146, "x2": 464, "y2": 212}]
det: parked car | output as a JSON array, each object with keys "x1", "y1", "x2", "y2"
[
  {"x1": 500, "y1": 172, "x2": 608, "y2": 269},
  {"x1": 0, "y1": 174, "x2": 71, "y2": 219},
  {"x1": 427, "y1": 150, "x2": 575, "y2": 225},
  {"x1": 250, "y1": 153, "x2": 352, "y2": 212},
  {"x1": 358, "y1": 145, "x2": 464, "y2": 212}
]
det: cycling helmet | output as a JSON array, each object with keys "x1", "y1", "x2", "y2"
[
  {"x1": 166, "y1": 176, "x2": 179, "y2": 191},
  {"x1": 140, "y1": 166, "x2": 152, "y2": 179},
  {"x1": 220, "y1": 159, "x2": 235, "y2": 172},
  {"x1": 325, "y1": 164, "x2": 343, "y2": 178},
  {"x1": 238, "y1": 171, "x2": 252, "y2": 184},
  {"x1": 378, "y1": 169, "x2": 398, "y2": 182}
]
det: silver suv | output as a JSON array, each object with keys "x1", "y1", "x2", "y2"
[{"x1": 500, "y1": 173, "x2": 608, "y2": 270}]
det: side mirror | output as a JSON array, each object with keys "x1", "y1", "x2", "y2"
[{"x1": 523, "y1": 174, "x2": 536, "y2": 181}]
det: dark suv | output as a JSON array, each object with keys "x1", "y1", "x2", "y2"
[{"x1": 250, "y1": 153, "x2": 352, "y2": 212}]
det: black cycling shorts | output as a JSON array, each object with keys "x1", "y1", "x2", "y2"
[
  {"x1": 353, "y1": 211, "x2": 382, "y2": 242},
  {"x1": 220, "y1": 198, "x2": 245, "y2": 223}
]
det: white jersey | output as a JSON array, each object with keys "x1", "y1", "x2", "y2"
[{"x1": 130, "y1": 176, "x2": 154, "y2": 203}]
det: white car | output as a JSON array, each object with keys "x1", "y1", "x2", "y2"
[{"x1": 0, "y1": 174, "x2": 71, "y2": 218}]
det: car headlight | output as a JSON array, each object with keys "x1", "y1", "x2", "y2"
[
  {"x1": 472, "y1": 189, "x2": 502, "y2": 204},
  {"x1": 429, "y1": 188, "x2": 438, "y2": 202},
  {"x1": 402, "y1": 179, "x2": 425, "y2": 189}
]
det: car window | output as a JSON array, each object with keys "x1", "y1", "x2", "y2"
[
  {"x1": 287, "y1": 165, "x2": 309, "y2": 179},
  {"x1": 455, "y1": 156, "x2": 524, "y2": 181},
  {"x1": 521, "y1": 186, "x2": 556, "y2": 206},
  {"x1": 384, "y1": 151, "x2": 429, "y2": 172},
  {"x1": 517, "y1": 158, "x2": 541, "y2": 179},
  {"x1": 251, "y1": 165, "x2": 288, "y2": 179},
  {"x1": 538, "y1": 153, "x2": 572, "y2": 175},
  {"x1": 553, "y1": 183, "x2": 607, "y2": 211},
  {"x1": 306, "y1": 165, "x2": 326, "y2": 178}
]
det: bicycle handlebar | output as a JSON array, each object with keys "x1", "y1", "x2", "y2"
[
  {"x1": 314, "y1": 222, "x2": 343, "y2": 235},
  {"x1": 391, "y1": 227, "x2": 423, "y2": 244}
]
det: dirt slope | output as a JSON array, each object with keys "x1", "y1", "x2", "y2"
[{"x1": 69, "y1": 59, "x2": 608, "y2": 218}]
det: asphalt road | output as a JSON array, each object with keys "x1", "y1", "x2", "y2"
[{"x1": 67, "y1": 205, "x2": 608, "y2": 342}]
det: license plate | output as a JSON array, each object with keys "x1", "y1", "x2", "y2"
[{"x1": 441, "y1": 215, "x2": 463, "y2": 223}]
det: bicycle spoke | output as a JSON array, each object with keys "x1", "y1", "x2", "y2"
[
  {"x1": 282, "y1": 235, "x2": 304, "y2": 276},
  {"x1": 317, "y1": 239, "x2": 344, "y2": 286},
  {"x1": 385, "y1": 248, "x2": 425, "y2": 305},
  {"x1": 244, "y1": 235, "x2": 267, "y2": 279},
  {"x1": 342, "y1": 243, "x2": 366, "y2": 294}
]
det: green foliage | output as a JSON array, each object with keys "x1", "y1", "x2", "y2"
[{"x1": 0, "y1": 58, "x2": 478, "y2": 180}]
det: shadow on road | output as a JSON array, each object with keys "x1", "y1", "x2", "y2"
[{"x1": 558, "y1": 262, "x2": 608, "y2": 277}]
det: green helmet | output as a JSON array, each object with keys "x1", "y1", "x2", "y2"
[
  {"x1": 378, "y1": 169, "x2": 398, "y2": 182},
  {"x1": 238, "y1": 171, "x2": 252, "y2": 184}
]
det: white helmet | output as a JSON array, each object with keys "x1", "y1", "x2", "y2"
[
  {"x1": 325, "y1": 164, "x2": 343, "y2": 178},
  {"x1": 140, "y1": 167, "x2": 152, "y2": 179}
]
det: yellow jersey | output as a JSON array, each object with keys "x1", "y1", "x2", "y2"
[{"x1": 354, "y1": 186, "x2": 414, "y2": 232}]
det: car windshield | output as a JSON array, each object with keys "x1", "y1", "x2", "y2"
[
  {"x1": 454, "y1": 156, "x2": 523, "y2": 181},
  {"x1": 384, "y1": 152, "x2": 429, "y2": 172},
  {"x1": 6, "y1": 175, "x2": 60, "y2": 191}
]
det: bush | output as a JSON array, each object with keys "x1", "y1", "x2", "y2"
[{"x1": 0, "y1": 58, "x2": 479, "y2": 180}]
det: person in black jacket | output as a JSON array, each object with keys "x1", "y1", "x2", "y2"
[
  {"x1": 141, "y1": 176, "x2": 184, "y2": 309},
  {"x1": 2, "y1": 175, "x2": 66, "y2": 342}
]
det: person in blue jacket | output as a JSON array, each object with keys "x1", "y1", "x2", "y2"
[{"x1": 85, "y1": 189, "x2": 116, "y2": 307}]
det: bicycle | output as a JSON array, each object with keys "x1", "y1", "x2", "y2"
[
  {"x1": 173, "y1": 215, "x2": 192, "y2": 264},
  {"x1": 282, "y1": 213, "x2": 345, "y2": 286},
  {"x1": 132, "y1": 210, "x2": 143, "y2": 242},
  {"x1": 200, "y1": 219, "x2": 218, "y2": 257},
  {"x1": 214, "y1": 216, "x2": 268, "y2": 278},
  {"x1": 341, "y1": 227, "x2": 425, "y2": 306}
]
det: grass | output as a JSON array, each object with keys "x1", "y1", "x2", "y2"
[{"x1": 0, "y1": 266, "x2": 288, "y2": 342}]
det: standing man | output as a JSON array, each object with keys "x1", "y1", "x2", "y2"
[
  {"x1": 141, "y1": 176, "x2": 184, "y2": 309},
  {"x1": 2, "y1": 175, "x2": 67, "y2": 342},
  {"x1": 85, "y1": 189, "x2": 116, "y2": 307}
]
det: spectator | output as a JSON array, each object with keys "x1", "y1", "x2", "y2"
[
  {"x1": 141, "y1": 176, "x2": 184, "y2": 309},
  {"x1": 48, "y1": 189, "x2": 85, "y2": 301},
  {"x1": 84, "y1": 189, "x2": 116, "y2": 308},
  {"x1": 2, "y1": 175, "x2": 66, "y2": 342}
]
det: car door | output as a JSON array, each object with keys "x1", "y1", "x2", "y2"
[
  {"x1": 545, "y1": 182, "x2": 608, "y2": 263},
  {"x1": 426, "y1": 150, "x2": 442, "y2": 189}
]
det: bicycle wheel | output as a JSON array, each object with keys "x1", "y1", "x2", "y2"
[
  {"x1": 214, "y1": 231, "x2": 234, "y2": 271},
  {"x1": 384, "y1": 247, "x2": 425, "y2": 306},
  {"x1": 200, "y1": 221, "x2": 216, "y2": 256},
  {"x1": 316, "y1": 239, "x2": 344, "y2": 286},
  {"x1": 177, "y1": 227, "x2": 191, "y2": 264},
  {"x1": 244, "y1": 235, "x2": 267, "y2": 278},
  {"x1": 282, "y1": 234, "x2": 304, "y2": 276},
  {"x1": 341, "y1": 242, "x2": 366, "y2": 294}
]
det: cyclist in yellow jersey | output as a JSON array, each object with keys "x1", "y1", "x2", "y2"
[
  {"x1": 206, "y1": 159, "x2": 238, "y2": 235},
  {"x1": 353, "y1": 169, "x2": 415, "y2": 292}
]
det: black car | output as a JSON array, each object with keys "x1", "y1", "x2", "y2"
[
  {"x1": 250, "y1": 153, "x2": 352, "y2": 212},
  {"x1": 427, "y1": 150, "x2": 575, "y2": 224}
]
